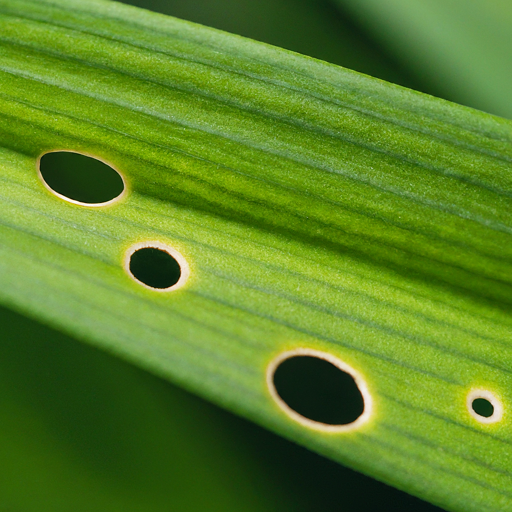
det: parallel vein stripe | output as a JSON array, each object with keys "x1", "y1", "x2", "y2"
[
  {"x1": 3, "y1": 1, "x2": 512, "y2": 162},
  {"x1": 2, "y1": 33, "x2": 512, "y2": 199},
  {"x1": 203, "y1": 268, "x2": 512, "y2": 375},
  {"x1": 362, "y1": 431, "x2": 512, "y2": 500},
  {"x1": 3, "y1": 83, "x2": 512, "y2": 293},
  {"x1": 192, "y1": 291, "x2": 461, "y2": 385},
  {"x1": 381, "y1": 422, "x2": 512, "y2": 479},
  {"x1": 3, "y1": 62, "x2": 512, "y2": 242}
]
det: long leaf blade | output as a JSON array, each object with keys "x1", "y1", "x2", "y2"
[{"x1": 1, "y1": 1, "x2": 512, "y2": 511}]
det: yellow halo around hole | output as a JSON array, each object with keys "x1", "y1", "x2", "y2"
[{"x1": 466, "y1": 389, "x2": 503, "y2": 424}]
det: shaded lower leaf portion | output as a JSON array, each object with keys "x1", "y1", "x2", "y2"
[
  {"x1": 0, "y1": 1, "x2": 512, "y2": 511},
  {"x1": 0, "y1": 307, "x2": 292, "y2": 512},
  {"x1": 0, "y1": 304, "x2": 440, "y2": 512}
]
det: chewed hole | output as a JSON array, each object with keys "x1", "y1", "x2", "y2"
[
  {"x1": 125, "y1": 242, "x2": 189, "y2": 291},
  {"x1": 268, "y1": 349, "x2": 372, "y2": 432},
  {"x1": 467, "y1": 389, "x2": 503, "y2": 424},
  {"x1": 38, "y1": 151, "x2": 125, "y2": 206}
]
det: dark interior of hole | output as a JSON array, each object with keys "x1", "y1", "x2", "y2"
[
  {"x1": 472, "y1": 398, "x2": 494, "y2": 418},
  {"x1": 273, "y1": 356, "x2": 364, "y2": 426},
  {"x1": 129, "y1": 247, "x2": 182, "y2": 289},
  {"x1": 39, "y1": 152, "x2": 124, "y2": 204}
]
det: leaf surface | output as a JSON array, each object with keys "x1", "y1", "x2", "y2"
[{"x1": 1, "y1": 1, "x2": 512, "y2": 510}]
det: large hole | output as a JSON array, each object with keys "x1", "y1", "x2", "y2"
[
  {"x1": 271, "y1": 353, "x2": 367, "y2": 428},
  {"x1": 126, "y1": 243, "x2": 189, "y2": 291},
  {"x1": 39, "y1": 151, "x2": 125, "y2": 205}
]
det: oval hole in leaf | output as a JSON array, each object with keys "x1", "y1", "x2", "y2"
[
  {"x1": 466, "y1": 389, "x2": 503, "y2": 424},
  {"x1": 39, "y1": 151, "x2": 125, "y2": 206},
  {"x1": 127, "y1": 243, "x2": 189, "y2": 291},
  {"x1": 272, "y1": 354, "x2": 365, "y2": 427},
  {"x1": 472, "y1": 398, "x2": 494, "y2": 418}
]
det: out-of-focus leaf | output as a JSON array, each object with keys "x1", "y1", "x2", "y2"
[
  {"x1": 121, "y1": 0, "x2": 421, "y2": 90},
  {"x1": 332, "y1": 0, "x2": 512, "y2": 118},
  {"x1": 0, "y1": 305, "x2": 294, "y2": 512}
]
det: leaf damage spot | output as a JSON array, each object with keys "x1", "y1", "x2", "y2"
[
  {"x1": 38, "y1": 150, "x2": 126, "y2": 206},
  {"x1": 267, "y1": 348, "x2": 372, "y2": 432},
  {"x1": 124, "y1": 241, "x2": 190, "y2": 292},
  {"x1": 467, "y1": 389, "x2": 503, "y2": 424}
]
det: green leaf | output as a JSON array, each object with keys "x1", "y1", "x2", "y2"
[
  {"x1": 121, "y1": 0, "x2": 420, "y2": 91},
  {"x1": 0, "y1": 1, "x2": 512, "y2": 511},
  {"x1": 0, "y1": 302, "x2": 438, "y2": 511}
]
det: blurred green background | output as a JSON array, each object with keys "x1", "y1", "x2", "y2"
[{"x1": 3, "y1": 0, "x2": 509, "y2": 510}]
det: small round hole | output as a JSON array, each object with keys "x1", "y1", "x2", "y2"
[
  {"x1": 267, "y1": 349, "x2": 372, "y2": 432},
  {"x1": 38, "y1": 151, "x2": 125, "y2": 206},
  {"x1": 125, "y1": 242, "x2": 189, "y2": 292},
  {"x1": 467, "y1": 389, "x2": 503, "y2": 424},
  {"x1": 472, "y1": 398, "x2": 494, "y2": 418}
]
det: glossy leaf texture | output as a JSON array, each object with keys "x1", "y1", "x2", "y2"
[{"x1": 0, "y1": 1, "x2": 512, "y2": 511}]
